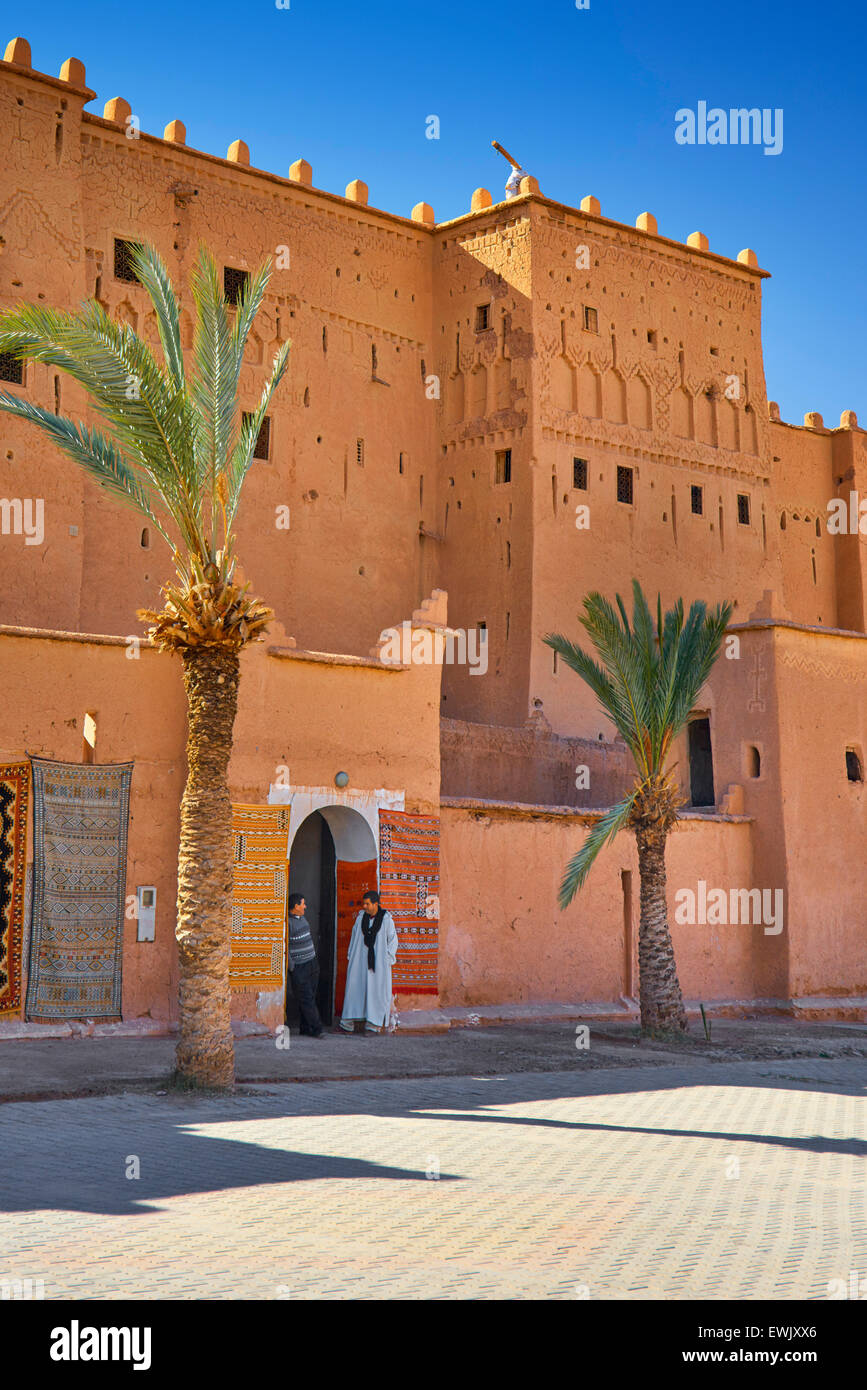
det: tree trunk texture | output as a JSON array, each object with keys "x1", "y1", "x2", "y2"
[
  {"x1": 175, "y1": 645, "x2": 240, "y2": 1087},
  {"x1": 635, "y1": 823, "x2": 688, "y2": 1033}
]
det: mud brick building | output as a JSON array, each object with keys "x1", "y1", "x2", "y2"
[{"x1": 1, "y1": 36, "x2": 864, "y2": 1030}]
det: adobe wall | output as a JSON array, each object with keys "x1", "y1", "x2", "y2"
[
  {"x1": 439, "y1": 801, "x2": 758, "y2": 1007},
  {"x1": 768, "y1": 625, "x2": 867, "y2": 1006},
  {"x1": 0, "y1": 55, "x2": 437, "y2": 661},
  {"x1": 0, "y1": 606, "x2": 442, "y2": 1023},
  {"x1": 431, "y1": 208, "x2": 535, "y2": 727}
]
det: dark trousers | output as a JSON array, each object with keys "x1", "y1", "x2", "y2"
[{"x1": 290, "y1": 958, "x2": 323, "y2": 1036}]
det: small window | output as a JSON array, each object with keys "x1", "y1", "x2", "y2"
[
  {"x1": 356, "y1": 438, "x2": 365, "y2": 466},
  {"x1": 475, "y1": 304, "x2": 490, "y2": 332},
  {"x1": 583, "y1": 305, "x2": 598, "y2": 333},
  {"x1": 399, "y1": 452, "x2": 406, "y2": 475},
  {"x1": 371, "y1": 344, "x2": 378, "y2": 376},
  {"x1": 737, "y1": 493, "x2": 751, "y2": 526},
  {"x1": 243, "y1": 413, "x2": 271, "y2": 460},
  {"x1": 140, "y1": 527, "x2": 150, "y2": 549},
  {"x1": 114, "y1": 238, "x2": 141, "y2": 284},
  {"x1": 495, "y1": 448, "x2": 512, "y2": 485},
  {"x1": 691, "y1": 485, "x2": 703, "y2": 515},
  {"x1": 573, "y1": 457, "x2": 588, "y2": 490},
  {"x1": 846, "y1": 749, "x2": 863, "y2": 783},
  {"x1": 224, "y1": 266, "x2": 249, "y2": 306},
  {"x1": 647, "y1": 330, "x2": 657, "y2": 347},
  {"x1": 748, "y1": 745, "x2": 761, "y2": 778},
  {"x1": 0, "y1": 353, "x2": 24, "y2": 385},
  {"x1": 616, "y1": 465, "x2": 634, "y2": 505}
]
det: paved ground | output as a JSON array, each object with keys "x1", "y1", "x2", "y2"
[
  {"x1": 2, "y1": 1016, "x2": 867, "y2": 1101},
  {"x1": 1, "y1": 1052, "x2": 864, "y2": 1300}
]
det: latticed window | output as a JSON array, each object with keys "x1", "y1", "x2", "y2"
[
  {"x1": 691, "y1": 484, "x2": 703, "y2": 515},
  {"x1": 224, "y1": 266, "x2": 249, "y2": 305},
  {"x1": 243, "y1": 413, "x2": 271, "y2": 461},
  {"x1": 573, "y1": 457, "x2": 588, "y2": 490},
  {"x1": 114, "y1": 238, "x2": 140, "y2": 284},
  {"x1": 495, "y1": 448, "x2": 512, "y2": 484},
  {"x1": 0, "y1": 352, "x2": 23, "y2": 385},
  {"x1": 583, "y1": 305, "x2": 598, "y2": 333},
  {"x1": 737, "y1": 493, "x2": 751, "y2": 525},
  {"x1": 356, "y1": 438, "x2": 365, "y2": 465},
  {"x1": 616, "y1": 465, "x2": 634, "y2": 504},
  {"x1": 475, "y1": 304, "x2": 490, "y2": 332}
]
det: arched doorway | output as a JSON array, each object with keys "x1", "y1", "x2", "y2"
[{"x1": 286, "y1": 806, "x2": 377, "y2": 1027}]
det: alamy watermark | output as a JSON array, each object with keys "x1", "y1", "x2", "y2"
[
  {"x1": 0, "y1": 497, "x2": 43, "y2": 545},
  {"x1": 379, "y1": 621, "x2": 488, "y2": 676},
  {"x1": 674, "y1": 880, "x2": 784, "y2": 935},
  {"x1": 675, "y1": 102, "x2": 783, "y2": 156}
]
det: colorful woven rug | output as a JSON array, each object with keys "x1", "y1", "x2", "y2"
[
  {"x1": 25, "y1": 758, "x2": 132, "y2": 1022},
  {"x1": 378, "y1": 809, "x2": 439, "y2": 994},
  {"x1": 335, "y1": 858, "x2": 377, "y2": 1014},
  {"x1": 0, "y1": 762, "x2": 30, "y2": 1018},
  {"x1": 229, "y1": 804, "x2": 289, "y2": 991}
]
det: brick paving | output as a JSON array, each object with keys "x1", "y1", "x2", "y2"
[{"x1": 0, "y1": 1059, "x2": 864, "y2": 1300}]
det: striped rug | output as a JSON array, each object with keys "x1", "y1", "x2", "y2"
[
  {"x1": 26, "y1": 758, "x2": 132, "y2": 1021},
  {"x1": 378, "y1": 809, "x2": 439, "y2": 995},
  {"x1": 229, "y1": 804, "x2": 290, "y2": 991},
  {"x1": 0, "y1": 762, "x2": 29, "y2": 1018}
]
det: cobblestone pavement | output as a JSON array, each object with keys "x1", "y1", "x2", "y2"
[{"x1": 1, "y1": 1058, "x2": 864, "y2": 1300}]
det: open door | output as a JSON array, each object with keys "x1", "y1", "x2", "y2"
[{"x1": 334, "y1": 859, "x2": 377, "y2": 1015}]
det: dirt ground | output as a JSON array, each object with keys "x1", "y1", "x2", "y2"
[{"x1": 1, "y1": 1014, "x2": 865, "y2": 1102}]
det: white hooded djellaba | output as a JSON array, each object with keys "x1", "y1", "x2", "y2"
[{"x1": 340, "y1": 908, "x2": 399, "y2": 1030}]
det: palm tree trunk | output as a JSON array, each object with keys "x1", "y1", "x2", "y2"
[
  {"x1": 635, "y1": 823, "x2": 688, "y2": 1033},
  {"x1": 174, "y1": 645, "x2": 240, "y2": 1088}
]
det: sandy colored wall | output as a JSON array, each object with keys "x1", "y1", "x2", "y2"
[
  {"x1": 439, "y1": 803, "x2": 758, "y2": 1007},
  {"x1": 3, "y1": 58, "x2": 866, "y2": 746},
  {"x1": 0, "y1": 609, "x2": 442, "y2": 1022},
  {"x1": 769, "y1": 626, "x2": 867, "y2": 1003}
]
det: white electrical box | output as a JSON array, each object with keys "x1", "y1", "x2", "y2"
[{"x1": 136, "y1": 886, "x2": 156, "y2": 942}]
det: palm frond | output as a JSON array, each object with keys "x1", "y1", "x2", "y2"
[
  {"x1": 130, "y1": 242, "x2": 186, "y2": 389},
  {"x1": 558, "y1": 792, "x2": 638, "y2": 908},
  {"x1": 224, "y1": 339, "x2": 291, "y2": 522},
  {"x1": 189, "y1": 246, "x2": 236, "y2": 521},
  {"x1": 0, "y1": 392, "x2": 169, "y2": 538}
]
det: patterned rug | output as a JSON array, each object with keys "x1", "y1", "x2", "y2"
[
  {"x1": 335, "y1": 858, "x2": 377, "y2": 1014},
  {"x1": 378, "y1": 809, "x2": 439, "y2": 994},
  {"x1": 229, "y1": 804, "x2": 290, "y2": 991},
  {"x1": 25, "y1": 758, "x2": 132, "y2": 1022},
  {"x1": 0, "y1": 762, "x2": 30, "y2": 1018}
]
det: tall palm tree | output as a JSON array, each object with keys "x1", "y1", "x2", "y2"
[
  {"x1": 544, "y1": 580, "x2": 732, "y2": 1034},
  {"x1": 0, "y1": 243, "x2": 290, "y2": 1088}
]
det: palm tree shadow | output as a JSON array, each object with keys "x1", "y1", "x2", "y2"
[{"x1": 0, "y1": 1119, "x2": 459, "y2": 1216}]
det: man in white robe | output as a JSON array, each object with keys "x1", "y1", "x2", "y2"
[{"x1": 339, "y1": 891, "x2": 398, "y2": 1034}]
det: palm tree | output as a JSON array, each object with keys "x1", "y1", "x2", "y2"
[
  {"x1": 544, "y1": 580, "x2": 732, "y2": 1034},
  {"x1": 0, "y1": 243, "x2": 290, "y2": 1088}
]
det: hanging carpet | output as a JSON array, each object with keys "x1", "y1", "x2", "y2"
[
  {"x1": 0, "y1": 762, "x2": 30, "y2": 1018},
  {"x1": 25, "y1": 757, "x2": 132, "y2": 1022},
  {"x1": 229, "y1": 803, "x2": 289, "y2": 991},
  {"x1": 378, "y1": 808, "x2": 439, "y2": 995}
]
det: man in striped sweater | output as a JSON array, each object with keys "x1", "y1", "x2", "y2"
[{"x1": 287, "y1": 893, "x2": 325, "y2": 1039}]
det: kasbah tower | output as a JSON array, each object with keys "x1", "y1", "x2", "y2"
[{"x1": 1, "y1": 36, "x2": 865, "y2": 1031}]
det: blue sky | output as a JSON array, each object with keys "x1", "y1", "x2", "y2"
[{"x1": 13, "y1": 0, "x2": 865, "y2": 423}]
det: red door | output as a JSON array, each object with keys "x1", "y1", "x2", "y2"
[{"x1": 334, "y1": 860, "x2": 377, "y2": 1015}]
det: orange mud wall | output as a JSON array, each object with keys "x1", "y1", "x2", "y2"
[
  {"x1": 439, "y1": 805, "x2": 758, "y2": 1008},
  {"x1": 0, "y1": 621, "x2": 441, "y2": 1022}
]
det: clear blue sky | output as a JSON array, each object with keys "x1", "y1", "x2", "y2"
[{"x1": 13, "y1": 0, "x2": 865, "y2": 424}]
